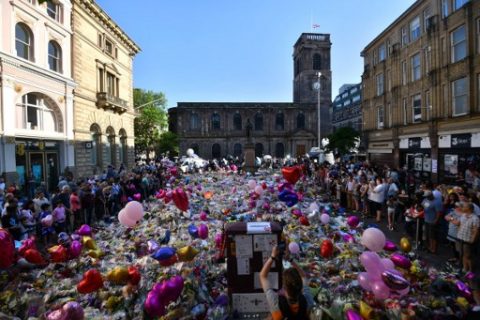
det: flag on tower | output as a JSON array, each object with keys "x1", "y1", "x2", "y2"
[{"x1": 312, "y1": 24, "x2": 320, "y2": 29}]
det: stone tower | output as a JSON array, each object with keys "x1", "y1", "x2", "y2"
[{"x1": 293, "y1": 33, "x2": 332, "y2": 137}]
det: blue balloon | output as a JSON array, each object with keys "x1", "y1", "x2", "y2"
[
  {"x1": 188, "y1": 224, "x2": 199, "y2": 238},
  {"x1": 160, "y1": 229, "x2": 171, "y2": 245},
  {"x1": 151, "y1": 246, "x2": 176, "y2": 261}
]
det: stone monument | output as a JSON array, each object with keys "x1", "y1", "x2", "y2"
[{"x1": 244, "y1": 119, "x2": 255, "y2": 173}]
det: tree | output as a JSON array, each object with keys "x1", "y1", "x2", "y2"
[
  {"x1": 133, "y1": 88, "x2": 168, "y2": 160},
  {"x1": 156, "y1": 132, "x2": 179, "y2": 157},
  {"x1": 324, "y1": 127, "x2": 360, "y2": 156}
]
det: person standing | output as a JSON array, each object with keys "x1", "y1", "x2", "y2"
[
  {"x1": 451, "y1": 202, "x2": 479, "y2": 272},
  {"x1": 422, "y1": 190, "x2": 443, "y2": 254}
]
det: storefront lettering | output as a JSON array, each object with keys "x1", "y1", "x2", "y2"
[
  {"x1": 451, "y1": 133, "x2": 471, "y2": 148},
  {"x1": 408, "y1": 138, "x2": 421, "y2": 149}
]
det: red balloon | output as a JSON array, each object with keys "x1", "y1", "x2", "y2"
[
  {"x1": 24, "y1": 248, "x2": 47, "y2": 265},
  {"x1": 77, "y1": 269, "x2": 104, "y2": 294},
  {"x1": 320, "y1": 239, "x2": 333, "y2": 258},
  {"x1": 282, "y1": 166, "x2": 302, "y2": 184},
  {"x1": 0, "y1": 228, "x2": 15, "y2": 269},
  {"x1": 49, "y1": 245, "x2": 69, "y2": 263},
  {"x1": 159, "y1": 255, "x2": 178, "y2": 267},
  {"x1": 172, "y1": 187, "x2": 189, "y2": 211},
  {"x1": 299, "y1": 216, "x2": 310, "y2": 226},
  {"x1": 18, "y1": 237, "x2": 37, "y2": 256},
  {"x1": 128, "y1": 266, "x2": 141, "y2": 286}
]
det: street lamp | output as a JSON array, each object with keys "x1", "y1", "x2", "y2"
[
  {"x1": 313, "y1": 72, "x2": 324, "y2": 162},
  {"x1": 134, "y1": 97, "x2": 165, "y2": 110}
]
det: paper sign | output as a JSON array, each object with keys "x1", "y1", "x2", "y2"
[
  {"x1": 235, "y1": 235, "x2": 253, "y2": 257},
  {"x1": 247, "y1": 222, "x2": 271, "y2": 234},
  {"x1": 254, "y1": 272, "x2": 278, "y2": 289},
  {"x1": 237, "y1": 257, "x2": 250, "y2": 275},
  {"x1": 231, "y1": 293, "x2": 270, "y2": 313},
  {"x1": 431, "y1": 159, "x2": 438, "y2": 173},
  {"x1": 253, "y1": 234, "x2": 277, "y2": 252}
]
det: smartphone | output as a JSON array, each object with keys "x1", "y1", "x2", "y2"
[{"x1": 278, "y1": 241, "x2": 286, "y2": 256}]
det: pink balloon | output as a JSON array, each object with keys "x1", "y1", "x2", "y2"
[
  {"x1": 381, "y1": 258, "x2": 395, "y2": 270},
  {"x1": 214, "y1": 233, "x2": 224, "y2": 249},
  {"x1": 118, "y1": 209, "x2": 136, "y2": 227},
  {"x1": 77, "y1": 224, "x2": 92, "y2": 236},
  {"x1": 357, "y1": 272, "x2": 371, "y2": 291},
  {"x1": 320, "y1": 213, "x2": 330, "y2": 224},
  {"x1": 199, "y1": 211, "x2": 208, "y2": 221},
  {"x1": 197, "y1": 224, "x2": 209, "y2": 239},
  {"x1": 166, "y1": 275, "x2": 184, "y2": 302},
  {"x1": 361, "y1": 228, "x2": 386, "y2": 252},
  {"x1": 371, "y1": 279, "x2": 390, "y2": 300},
  {"x1": 248, "y1": 179, "x2": 257, "y2": 190},
  {"x1": 69, "y1": 240, "x2": 83, "y2": 258},
  {"x1": 345, "y1": 309, "x2": 362, "y2": 320},
  {"x1": 292, "y1": 209, "x2": 302, "y2": 217},
  {"x1": 254, "y1": 185, "x2": 264, "y2": 195},
  {"x1": 288, "y1": 242, "x2": 300, "y2": 254},
  {"x1": 125, "y1": 201, "x2": 144, "y2": 221},
  {"x1": 343, "y1": 233, "x2": 355, "y2": 243},
  {"x1": 390, "y1": 253, "x2": 412, "y2": 269},
  {"x1": 359, "y1": 251, "x2": 384, "y2": 276},
  {"x1": 145, "y1": 284, "x2": 166, "y2": 317},
  {"x1": 383, "y1": 240, "x2": 397, "y2": 251},
  {"x1": 347, "y1": 215, "x2": 360, "y2": 228}
]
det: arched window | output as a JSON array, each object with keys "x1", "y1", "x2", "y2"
[
  {"x1": 211, "y1": 113, "x2": 221, "y2": 130},
  {"x1": 275, "y1": 143, "x2": 285, "y2": 158},
  {"x1": 15, "y1": 23, "x2": 33, "y2": 61},
  {"x1": 297, "y1": 113, "x2": 305, "y2": 129},
  {"x1": 233, "y1": 113, "x2": 242, "y2": 131},
  {"x1": 90, "y1": 124, "x2": 102, "y2": 167},
  {"x1": 255, "y1": 143, "x2": 263, "y2": 158},
  {"x1": 190, "y1": 113, "x2": 200, "y2": 130},
  {"x1": 313, "y1": 53, "x2": 322, "y2": 70},
  {"x1": 212, "y1": 143, "x2": 221, "y2": 159},
  {"x1": 106, "y1": 126, "x2": 116, "y2": 166},
  {"x1": 16, "y1": 93, "x2": 58, "y2": 131},
  {"x1": 119, "y1": 129, "x2": 128, "y2": 166},
  {"x1": 275, "y1": 113, "x2": 284, "y2": 130},
  {"x1": 254, "y1": 113, "x2": 263, "y2": 131},
  {"x1": 233, "y1": 143, "x2": 242, "y2": 157},
  {"x1": 48, "y1": 41, "x2": 62, "y2": 72},
  {"x1": 190, "y1": 144, "x2": 200, "y2": 155}
]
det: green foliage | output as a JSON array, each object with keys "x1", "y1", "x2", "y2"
[
  {"x1": 324, "y1": 127, "x2": 360, "y2": 156},
  {"x1": 133, "y1": 88, "x2": 168, "y2": 158},
  {"x1": 157, "y1": 132, "x2": 179, "y2": 157}
]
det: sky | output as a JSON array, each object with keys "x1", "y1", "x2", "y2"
[{"x1": 96, "y1": 0, "x2": 416, "y2": 109}]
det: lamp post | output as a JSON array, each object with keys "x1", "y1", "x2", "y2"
[{"x1": 313, "y1": 72, "x2": 324, "y2": 163}]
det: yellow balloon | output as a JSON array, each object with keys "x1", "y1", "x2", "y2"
[
  {"x1": 82, "y1": 236, "x2": 97, "y2": 250},
  {"x1": 87, "y1": 248, "x2": 104, "y2": 259},
  {"x1": 360, "y1": 301, "x2": 374, "y2": 319},
  {"x1": 176, "y1": 246, "x2": 199, "y2": 262},
  {"x1": 399, "y1": 237, "x2": 411, "y2": 253},
  {"x1": 105, "y1": 296, "x2": 122, "y2": 310},
  {"x1": 106, "y1": 266, "x2": 129, "y2": 285}
]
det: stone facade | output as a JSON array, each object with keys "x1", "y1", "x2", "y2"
[
  {"x1": 170, "y1": 33, "x2": 332, "y2": 159},
  {"x1": 361, "y1": 0, "x2": 480, "y2": 183},
  {"x1": 332, "y1": 83, "x2": 362, "y2": 132},
  {"x1": 0, "y1": 0, "x2": 75, "y2": 192},
  {"x1": 71, "y1": 0, "x2": 140, "y2": 178}
]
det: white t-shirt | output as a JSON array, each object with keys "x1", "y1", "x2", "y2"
[{"x1": 371, "y1": 183, "x2": 386, "y2": 204}]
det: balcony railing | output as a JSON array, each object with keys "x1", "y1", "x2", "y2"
[{"x1": 96, "y1": 92, "x2": 129, "y2": 114}]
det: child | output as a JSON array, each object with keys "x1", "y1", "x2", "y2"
[
  {"x1": 39, "y1": 203, "x2": 54, "y2": 245},
  {"x1": 52, "y1": 200, "x2": 66, "y2": 234},
  {"x1": 19, "y1": 200, "x2": 37, "y2": 238},
  {"x1": 386, "y1": 195, "x2": 397, "y2": 231}
]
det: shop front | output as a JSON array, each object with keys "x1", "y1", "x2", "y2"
[
  {"x1": 438, "y1": 132, "x2": 480, "y2": 184},
  {"x1": 399, "y1": 136, "x2": 432, "y2": 182},
  {"x1": 367, "y1": 141, "x2": 395, "y2": 167}
]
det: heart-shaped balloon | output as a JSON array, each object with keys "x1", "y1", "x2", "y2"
[
  {"x1": 106, "y1": 266, "x2": 130, "y2": 285},
  {"x1": 24, "y1": 248, "x2": 46, "y2": 265},
  {"x1": 0, "y1": 228, "x2": 15, "y2": 269},
  {"x1": 145, "y1": 284, "x2": 166, "y2": 317},
  {"x1": 381, "y1": 270, "x2": 410, "y2": 290},
  {"x1": 48, "y1": 245, "x2": 69, "y2": 263},
  {"x1": 299, "y1": 216, "x2": 310, "y2": 226},
  {"x1": 172, "y1": 187, "x2": 189, "y2": 211},
  {"x1": 77, "y1": 269, "x2": 103, "y2": 294},
  {"x1": 176, "y1": 246, "x2": 199, "y2": 262},
  {"x1": 320, "y1": 239, "x2": 333, "y2": 258},
  {"x1": 128, "y1": 266, "x2": 141, "y2": 286},
  {"x1": 81, "y1": 236, "x2": 97, "y2": 250},
  {"x1": 77, "y1": 224, "x2": 92, "y2": 236},
  {"x1": 151, "y1": 247, "x2": 176, "y2": 261},
  {"x1": 282, "y1": 166, "x2": 302, "y2": 184}
]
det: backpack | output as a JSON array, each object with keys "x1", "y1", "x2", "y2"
[{"x1": 278, "y1": 294, "x2": 308, "y2": 320}]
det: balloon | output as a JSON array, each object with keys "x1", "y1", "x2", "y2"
[
  {"x1": 343, "y1": 233, "x2": 355, "y2": 243},
  {"x1": 203, "y1": 191, "x2": 213, "y2": 200},
  {"x1": 320, "y1": 213, "x2": 330, "y2": 225},
  {"x1": 215, "y1": 294, "x2": 229, "y2": 306},
  {"x1": 147, "y1": 240, "x2": 160, "y2": 254},
  {"x1": 359, "y1": 301, "x2": 374, "y2": 320},
  {"x1": 160, "y1": 230, "x2": 171, "y2": 245},
  {"x1": 188, "y1": 224, "x2": 199, "y2": 238},
  {"x1": 199, "y1": 211, "x2": 208, "y2": 221},
  {"x1": 125, "y1": 201, "x2": 144, "y2": 221},
  {"x1": 151, "y1": 247, "x2": 176, "y2": 261},
  {"x1": 198, "y1": 223, "x2": 209, "y2": 239},
  {"x1": 282, "y1": 166, "x2": 302, "y2": 184},
  {"x1": 347, "y1": 216, "x2": 360, "y2": 228},
  {"x1": 87, "y1": 248, "x2": 104, "y2": 259},
  {"x1": 254, "y1": 185, "x2": 264, "y2": 195},
  {"x1": 399, "y1": 237, "x2": 412, "y2": 253},
  {"x1": 390, "y1": 253, "x2": 412, "y2": 269},
  {"x1": 77, "y1": 269, "x2": 103, "y2": 294},
  {"x1": 172, "y1": 187, "x2": 189, "y2": 211},
  {"x1": 128, "y1": 266, "x2": 141, "y2": 286},
  {"x1": 77, "y1": 224, "x2": 92, "y2": 236},
  {"x1": 292, "y1": 209, "x2": 302, "y2": 217},
  {"x1": 24, "y1": 248, "x2": 46, "y2": 265},
  {"x1": 288, "y1": 242, "x2": 300, "y2": 254},
  {"x1": 81, "y1": 236, "x2": 97, "y2": 250},
  {"x1": 357, "y1": 272, "x2": 371, "y2": 291},
  {"x1": 118, "y1": 209, "x2": 136, "y2": 227},
  {"x1": 345, "y1": 309, "x2": 362, "y2": 320},
  {"x1": 383, "y1": 240, "x2": 397, "y2": 251},
  {"x1": 107, "y1": 266, "x2": 130, "y2": 285},
  {"x1": 69, "y1": 240, "x2": 83, "y2": 258},
  {"x1": 18, "y1": 237, "x2": 36, "y2": 256},
  {"x1": 145, "y1": 284, "x2": 166, "y2": 317},
  {"x1": 361, "y1": 228, "x2": 386, "y2": 252},
  {"x1": 57, "y1": 232, "x2": 71, "y2": 247},
  {"x1": 215, "y1": 233, "x2": 224, "y2": 249},
  {"x1": 247, "y1": 179, "x2": 257, "y2": 190},
  {"x1": 48, "y1": 245, "x2": 69, "y2": 263},
  {"x1": 371, "y1": 279, "x2": 390, "y2": 300},
  {"x1": 320, "y1": 239, "x2": 333, "y2": 258},
  {"x1": 381, "y1": 270, "x2": 410, "y2": 290},
  {"x1": 156, "y1": 190, "x2": 166, "y2": 199},
  {"x1": 42, "y1": 214, "x2": 53, "y2": 227},
  {"x1": 47, "y1": 301, "x2": 84, "y2": 320},
  {"x1": 359, "y1": 251, "x2": 384, "y2": 276},
  {"x1": 159, "y1": 254, "x2": 178, "y2": 267},
  {"x1": 309, "y1": 202, "x2": 319, "y2": 212},
  {"x1": 0, "y1": 228, "x2": 15, "y2": 269},
  {"x1": 177, "y1": 246, "x2": 199, "y2": 262},
  {"x1": 278, "y1": 190, "x2": 298, "y2": 207},
  {"x1": 456, "y1": 281, "x2": 473, "y2": 300},
  {"x1": 381, "y1": 257, "x2": 395, "y2": 270},
  {"x1": 299, "y1": 216, "x2": 309, "y2": 226},
  {"x1": 166, "y1": 275, "x2": 184, "y2": 302}
]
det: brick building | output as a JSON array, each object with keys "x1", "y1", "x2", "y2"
[
  {"x1": 169, "y1": 33, "x2": 332, "y2": 160},
  {"x1": 71, "y1": 0, "x2": 140, "y2": 178},
  {"x1": 361, "y1": 0, "x2": 480, "y2": 183}
]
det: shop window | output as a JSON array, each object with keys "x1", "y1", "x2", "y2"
[
  {"x1": 451, "y1": 25, "x2": 466, "y2": 63},
  {"x1": 233, "y1": 113, "x2": 242, "y2": 131},
  {"x1": 412, "y1": 94, "x2": 422, "y2": 123},
  {"x1": 233, "y1": 143, "x2": 242, "y2": 157},
  {"x1": 452, "y1": 77, "x2": 468, "y2": 116},
  {"x1": 275, "y1": 113, "x2": 284, "y2": 130},
  {"x1": 211, "y1": 113, "x2": 221, "y2": 130}
]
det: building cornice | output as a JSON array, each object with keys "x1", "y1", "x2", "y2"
[{"x1": 74, "y1": 0, "x2": 141, "y2": 55}]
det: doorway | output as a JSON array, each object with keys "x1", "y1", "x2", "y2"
[{"x1": 296, "y1": 144, "x2": 306, "y2": 157}]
